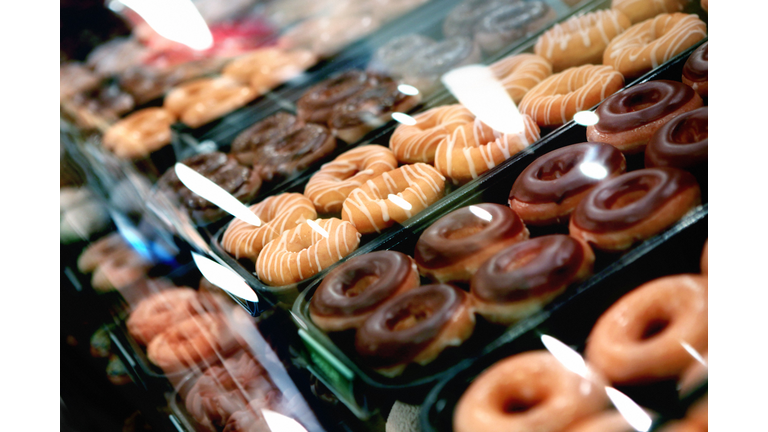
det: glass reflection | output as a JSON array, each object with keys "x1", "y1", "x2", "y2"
[
  {"x1": 579, "y1": 161, "x2": 609, "y2": 180},
  {"x1": 116, "y1": 0, "x2": 213, "y2": 50},
  {"x1": 388, "y1": 194, "x2": 413, "y2": 211},
  {"x1": 192, "y1": 252, "x2": 259, "y2": 302},
  {"x1": 262, "y1": 409, "x2": 307, "y2": 432},
  {"x1": 468, "y1": 205, "x2": 493, "y2": 222},
  {"x1": 605, "y1": 387, "x2": 653, "y2": 432},
  {"x1": 392, "y1": 112, "x2": 417, "y2": 126},
  {"x1": 397, "y1": 84, "x2": 420, "y2": 96},
  {"x1": 680, "y1": 341, "x2": 707, "y2": 366},
  {"x1": 541, "y1": 334, "x2": 590, "y2": 379},
  {"x1": 306, "y1": 219, "x2": 329, "y2": 238},
  {"x1": 573, "y1": 110, "x2": 600, "y2": 126}
]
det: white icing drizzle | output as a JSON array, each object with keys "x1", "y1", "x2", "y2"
[
  {"x1": 489, "y1": 54, "x2": 553, "y2": 104},
  {"x1": 389, "y1": 104, "x2": 475, "y2": 164},
  {"x1": 612, "y1": 0, "x2": 686, "y2": 23}
]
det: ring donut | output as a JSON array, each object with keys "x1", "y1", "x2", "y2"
[
  {"x1": 488, "y1": 53, "x2": 552, "y2": 105},
  {"x1": 304, "y1": 145, "x2": 398, "y2": 214},
  {"x1": 563, "y1": 411, "x2": 637, "y2": 432},
  {"x1": 645, "y1": 106, "x2": 708, "y2": 170},
  {"x1": 102, "y1": 107, "x2": 176, "y2": 159},
  {"x1": 126, "y1": 287, "x2": 204, "y2": 346},
  {"x1": 222, "y1": 48, "x2": 317, "y2": 93},
  {"x1": 611, "y1": 0, "x2": 689, "y2": 24},
  {"x1": 389, "y1": 104, "x2": 475, "y2": 164},
  {"x1": 682, "y1": 42, "x2": 708, "y2": 98},
  {"x1": 163, "y1": 77, "x2": 258, "y2": 128},
  {"x1": 474, "y1": 1, "x2": 556, "y2": 54},
  {"x1": 229, "y1": 112, "x2": 301, "y2": 166}
]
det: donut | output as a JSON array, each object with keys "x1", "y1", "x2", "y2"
[
  {"x1": 304, "y1": 145, "x2": 398, "y2": 214},
  {"x1": 367, "y1": 34, "x2": 436, "y2": 78},
  {"x1": 678, "y1": 352, "x2": 707, "y2": 395},
  {"x1": 701, "y1": 0, "x2": 707, "y2": 12},
  {"x1": 355, "y1": 284, "x2": 475, "y2": 377},
  {"x1": 255, "y1": 218, "x2": 361, "y2": 286},
  {"x1": 68, "y1": 82, "x2": 135, "y2": 128},
  {"x1": 389, "y1": 104, "x2": 475, "y2": 164},
  {"x1": 102, "y1": 108, "x2": 176, "y2": 159},
  {"x1": 570, "y1": 167, "x2": 701, "y2": 252},
  {"x1": 700, "y1": 239, "x2": 709, "y2": 275},
  {"x1": 585, "y1": 274, "x2": 708, "y2": 385},
  {"x1": 434, "y1": 114, "x2": 540, "y2": 183},
  {"x1": 414, "y1": 203, "x2": 529, "y2": 284},
  {"x1": 401, "y1": 37, "x2": 481, "y2": 96},
  {"x1": 685, "y1": 396, "x2": 708, "y2": 431},
  {"x1": 251, "y1": 123, "x2": 337, "y2": 182},
  {"x1": 453, "y1": 350, "x2": 608, "y2": 432},
  {"x1": 474, "y1": 1, "x2": 555, "y2": 54},
  {"x1": 279, "y1": 14, "x2": 382, "y2": 58},
  {"x1": 488, "y1": 53, "x2": 552, "y2": 105},
  {"x1": 534, "y1": 9, "x2": 632, "y2": 73},
  {"x1": 470, "y1": 235, "x2": 595, "y2": 324},
  {"x1": 682, "y1": 42, "x2": 708, "y2": 98},
  {"x1": 519, "y1": 64, "x2": 625, "y2": 128},
  {"x1": 603, "y1": 13, "x2": 707, "y2": 81},
  {"x1": 611, "y1": 0, "x2": 689, "y2": 24},
  {"x1": 509, "y1": 143, "x2": 627, "y2": 226},
  {"x1": 295, "y1": 69, "x2": 377, "y2": 124},
  {"x1": 60, "y1": 62, "x2": 100, "y2": 100},
  {"x1": 563, "y1": 410, "x2": 636, "y2": 432},
  {"x1": 442, "y1": 0, "x2": 518, "y2": 39},
  {"x1": 229, "y1": 112, "x2": 301, "y2": 166},
  {"x1": 587, "y1": 80, "x2": 703, "y2": 154},
  {"x1": 126, "y1": 287, "x2": 204, "y2": 346},
  {"x1": 91, "y1": 247, "x2": 153, "y2": 292},
  {"x1": 163, "y1": 77, "x2": 258, "y2": 128},
  {"x1": 221, "y1": 193, "x2": 317, "y2": 262},
  {"x1": 78, "y1": 233, "x2": 128, "y2": 273},
  {"x1": 309, "y1": 251, "x2": 420, "y2": 332},
  {"x1": 221, "y1": 47, "x2": 317, "y2": 93},
  {"x1": 341, "y1": 163, "x2": 446, "y2": 234},
  {"x1": 657, "y1": 420, "x2": 706, "y2": 432},
  {"x1": 645, "y1": 107, "x2": 708, "y2": 169}
]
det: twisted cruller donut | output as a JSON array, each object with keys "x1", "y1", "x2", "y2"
[
  {"x1": 126, "y1": 287, "x2": 203, "y2": 346},
  {"x1": 164, "y1": 77, "x2": 258, "y2": 128},
  {"x1": 454, "y1": 350, "x2": 608, "y2": 432},
  {"x1": 102, "y1": 107, "x2": 176, "y2": 159},
  {"x1": 255, "y1": 218, "x2": 361, "y2": 286},
  {"x1": 222, "y1": 47, "x2": 317, "y2": 93},
  {"x1": 389, "y1": 104, "x2": 475, "y2": 164},
  {"x1": 519, "y1": 64, "x2": 624, "y2": 128},
  {"x1": 434, "y1": 114, "x2": 540, "y2": 183},
  {"x1": 603, "y1": 13, "x2": 707, "y2": 81},
  {"x1": 341, "y1": 163, "x2": 446, "y2": 234},
  {"x1": 489, "y1": 54, "x2": 552, "y2": 105},
  {"x1": 612, "y1": 0, "x2": 689, "y2": 24},
  {"x1": 304, "y1": 145, "x2": 397, "y2": 214},
  {"x1": 534, "y1": 9, "x2": 632, "y2": 73},
  {"x1": 585, "y1": 274, "x2": 708, "y2": 385},
  {"x1": 221, "y1": 193, "x2": 317, "y2": 262}
]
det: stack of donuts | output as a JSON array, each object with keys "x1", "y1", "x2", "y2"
[{"x1": 77, "y1": 232, "x2": 154, "y2": 292}]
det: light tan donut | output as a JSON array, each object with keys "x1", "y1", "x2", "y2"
[
  {"x1": 91, "y1": 248, "x2": 153, "y2": 292},
  {"x1": 519, "y1": 64, "x2": 625, "y2": 127},
  {"x1": 434, "y1": 115, "x2": 540, "y2": 183},
  {"x1": 102, "y1": 108, "x2": 176, "y2": 159},
  {"x1": 700, "y1": 239, "x2": 708, "y2": 275},
  {"x1": 341, "y1": 163, "x2": 446, "y2": 234},
  {"x1": 255, "y1": 218, "x2": 361, "y2": 286},
  {"x1": 489, "y1": 53, "x2": 553, "y2": 104},
  {"x1": 222, "y1": 47, "x2": 317, "y2": 93},
  {"x1": 304, "y1": 145, "x2": 398, "y2": 214},
  {"x1": 534, "y1": 9, "x2": 632, "y2": 72},
  {"x1": 389, "y1": 104, "x2": 475, "y2": 164},
  {"x1": 612, "y1": 0, "x2": 690, "y2": 24},
  {"x1": 221, "y1": 193, "x2": 317, "y2": 262},
  {"x1": 603, "y1": 13, "x2": 707, "y2": 81},
  {"x1": 163, "y1": 77, "x2": 257, "y2": 128},
  {"x1": 563, "y1": 410, "x2": 637, "y2": 432},
  {"x1": 126, "y1": 287, "x2": 202, "y2": 346},
  {"x1": 701, "y1": 0, "x2": 707, "y2": 12},
  {"x1": 78, "y1": 232, "x2": 128, "y2": 273}
]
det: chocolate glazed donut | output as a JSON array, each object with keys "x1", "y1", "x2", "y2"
[
  {"x1": 252, "y1": 123, "x2": 336, "y2": 181},
  {"x1": 587, "y1": 80, "x2": 703, "y2": 154},
  {"x1": 296, "y1": 70, "x2": 378, "y2": 124},
  {"x1": 414, "y1": 203, "x2": 529, "y2": 284},
  {"x1": 230, "y1": 112, "x2": 301, "y2": 166},
  {"x1": 470, "y1": 235, "x2": 594, "y2": 324},
  {"x1": 645, "y1": 107, "x2": 707, "y2": 170},
  {"x1": 355, "y1": 284, "x2": 475, "y2": 377},
  {"x1": 682, "y1": 42, "x2": 707, "y2": 98},
  {"x1": 509, "y1": 143, "x2": 626, "y2": 226},
  {"x1": 569, "y1": 167, "x2": 701, "y2": 251},
  {"x1": 310, "y1": 251, "x2": 420, "y2": 332}
]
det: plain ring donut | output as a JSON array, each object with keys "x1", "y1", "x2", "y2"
[
  {"x1": 102, "y1": 107, "x2": 176, "y2": 159},
  {"x1": 389, "y1": 104, "x2": 475, "y2": 164}
]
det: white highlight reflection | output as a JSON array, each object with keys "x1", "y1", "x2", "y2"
[
  {"x1": 392, "y1": 112, "x2": 417, "y2": 126},
  {"x1": 388, "y1": 194, "x2": 413, "y2": 211},
  {"x1": 579, "y1": 162, "x2": 609, "y2": 180},
  {"x1": 118, "y1": 0, "x2": 213, "y2": 50},
  {"x1": 680, "y1": 341, "x2": 707, "y2": 366},
  {"x1": 573, "y1": 111, "x2": 600, "y2": 126},
  {"x1": 468, "y1": 205, "x2": 493, "y2": 222},
  {"x1": 541, "y1": 335, "x2": 590, "y2": 379},
  {"x1": 605, "y1": 387, "x2": 653, "y2": 432},
  {"x1": 397, "y1": 84, "x2": 420, "y2": 96},
  {"x1": 192, "y1": 252, "x2": 259, "y2": 302},
  {"x1": 174, "y1": 163, "x2": 263, "y2": 227},
  {"x1": 262, "y1": 409, "x2": 307, "y2": 432},
  {"x1": 306, "y1": 219, "x2": 329, "y2": 238}
]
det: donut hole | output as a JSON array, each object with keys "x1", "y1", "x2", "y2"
[
  {"x1": 671, "y1": 118, "x2": 708, "y2": 144},
  {"x1": 640, "y1": 317, "x2": 671, "y2": 340},
  {"x1": 501, "y1": 393, "x2": 544, "y2": 414},
  {"x1": 343, "y1": 275, "x2": 379, "y2": 297},
  {"x1": 386, "y1": 304, "x2": 432, "y2": 331},
  {"x1": 536, "y1": 159, "x2": 576, "y2": 181}
]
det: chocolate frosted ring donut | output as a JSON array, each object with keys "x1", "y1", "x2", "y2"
[
  {"x1": 310, "y1": 251, "x2": 420, "y2": 332},
  {"x1": 253, "y1": 123, "x2": 336, "y2": 181},
  {"x1": 296, "y1": 70, "x2": 377, "y2": 124},
  {"x1": 587, "y1": 80, "x2": 704, "y2": 154},
  {"x1": 645, "y1": 107, "x2": 707, "y2": 170},
  {"x1": 368, "y1": 34, "x2": 436, "y2": 78},
  {"x1": 475, "y1": 1, "x2": 555, "y2": 54},
  {"x1": 682, "y1": 42, "x2": 708, "y2": 97},
  {"x1": 402, "y1": 37, "x2": 481, "y2": 95},
  {"x1": 570, "y1": 167, "x2": 701, "y2": 252},
  {"x1": 470, "y1": 235, "x2": 595, "y2": 324},
  {"x1": 443, "y1": 0, "x2": 518, "y2": 38},
  {"x1": 509, "y1": 143, "x2": 626, "y2": 226},
  {"x1": 230, "y1": 112, "x2": 301, "y2": 166},
  {"x1": 355, "y1": 284, "x2": 475, "y2": 376},
  {"x1": 414, "y1": 203, "x2": 529, "y2": 284}
]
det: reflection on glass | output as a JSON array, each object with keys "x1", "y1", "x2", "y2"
[
  {"x1": 541, "y1": 335, "x2": 590, "y2": 379},
  {"x1": 680, "y1": 341, "x2": 707, "y2": 366},
  {"x1": 579, "y1": 161, "x2": 609, "y2": 180},
  {"x1": 388, "y1": 194, "x2": 413, "y2": 211},
  {"x1": 573, "y1": 110, "x2": 600, "y2": 126},
  {"x1": 116, "y1": 0, "x2": 213, "y2": 50},
  {"x1": 192, "y1": 252, "x2": 259, "y2": 302},
  {"x1": 392, "y1": 112, "x2": 417, "y2": 126},
  {"x1": 290, "y1": 311, "x2": 309, "y2": 331},
  {"x1": 397, "y1": 84, "x2": 420, "y2": 96},
  {"x1": 306, "y1": 219, "x2": 329, "y2": 238},
  {"x1": 262, "y1": 409, "x2": 307, "y2": 432},
  {"x1": 605, "y1": 387, "x2": 653, "y2": 432},
  {"x1": 468, "y1": 205, "x2": 493, "y2": 222}
]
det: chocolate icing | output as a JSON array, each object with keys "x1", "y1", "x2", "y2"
[
  {"x1": 645, "y1": 107, "x2": 708, "y2": 169},
  {"x1": 476, "y1": 1, "x2": 551, "y2": 36},
  {"x1": 296, "y1": 70, "x2": 378, "y2": 124},
  {"x1": 329, "y1": 79, "x2": 410, "y2": 129},
  {"x1": 510, "y1": 143, "x2": 626, "y2": 204},
  {"x1": 253, "y1": 123, "x2": 336, "y2": 181},
  {"x1": 230, "y1": 112, "x2": 300, "y2": 165},
  {"x1": 682, "y1": 42, "x2": 708, "y2": 83},
  {"x1": 471, "y1": 235, "x2": 584, "y2": 302}
]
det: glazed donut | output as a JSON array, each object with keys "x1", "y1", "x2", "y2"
[
  {"x1": 296, "y1": 69, "x2": 377, "y2": 125},
  {"x1": 414, "y1": 203, "x2": 529, "y2": 284},
  {"x1": 304, "y1": 145, "x2": 398, "y2": 214},
  {"x1": 229, "y1": 112, "x2": 301, "y2": 166},
  {"x1": 585, "y1": 274, "x2": 708, "y2": 385},
  {"x1": 78, "y1": 233, "x2": 128, "y2": 273},
  {"x1": 678, "y1": 352, "x2": 707, "y2": 395},
  {"x1": 91, "y1": 248, "x2": 153, "y2": 292},
  {"x1": 163, "y1": 77, "x2": 258, "y2": 128},
  {"x1": 355, "y1": 284, "x2": 475, "y2": 377},
  {"x1": 221, "y1": 193, "x2": 317, "y2": 262},
  {"x1": 603, "y1": 13, "x2": 707, "y2": 81},
  {"x1": 252, "y1": 123, "x2": 337, "y2": 182},
  {"x1": 126, "y1": 287, "x2": 203, "y2": 346},
  {"x1": 102, "y1": 107, "x2": 176, "y2": 159},
  {"x1": 367, "y1": 34, "x2": 436, "y2": 78},
  {"x1": 389, "y1": 104, "x2": 475, "y2": 164},
  {"x1": 474, "y1": 1, "x2": 555, "y2": 54},
  {"x1": 401, "y1": 37, "x2": 481, "y2": 96},
  {"x1": 563, "y1": 410, "x2": 636, "y2": 432},
  {"x1": 489, "y1": 53, "x2": 552, "y2": 105},
  {"x1": 645, "y1": 107, "x2": 708, "y2": 169},
  {"x1": 309, "y1": 251, "x2": 420, "y2": 332},
  {"x1": 341, "y1": 163, "x2": 446, "y2": 234},
  {"x1": 611, "y1": 0, "x2": 689, "y2": 24},
  {"x1": 682, "y1": 42, "x2": 708, "y2": 98},
  {"x1": 509, "y1": 143, "x2": 627, "y2": 226},
  {"x1": 255, "y1": 218, "x2": 361, "y2": 286},
  {"x1": 700, "y1": 239, "x2": 708, "y2": 275},
  {"x1": 470, "y1": 235, "x2": 595, "y2": 324},
  {"x1": 519, "y1": 64, "x2": 625, "y2": 128},
  {"x1": 453, "y1": 350, "x2": 608, "y2": 432},
  {"x1": 222, "y1": 48, "x2": 317, "y2": 93},
  {"x1": 534, "y1": 9, "x2": 632, "y2": 73},
  {"x1": 701, "y1": 0, "x2": 707, "y2": 12},
  {"x1": 434, "y1": 114, "x2": 540, "y2": 183},
  {"x1": 570, "y1": 168, "x2": 701, "y2": 252}
]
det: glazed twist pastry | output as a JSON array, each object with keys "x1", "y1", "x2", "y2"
[
  {"x1": 222, "y1": 47, "x2": 317, "y2": 93},
  {"x1": 488, "y1": 53, "x2": 552, "y2": 105},
  {"x1": 102, "y1": 107, "x2": 176, "y2": 159},
  {"x1": 389, "y1": 104, "x2": 475, "y2": 164},
  {"x1": 164, "y1": 76, "x2": 258, "y2": 128}
]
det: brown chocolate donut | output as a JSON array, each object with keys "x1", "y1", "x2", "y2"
[
  {"x1": 309, "y1": 251, "x2": 420, "y2": 332},
  {"x1": 645, "y1": 107, "x2": 707, "y2": 170},
  {"x1": 470, "y1": 235, "x2": 594, "y2": 324},
  {"x1": 252, "y1": 123, "x2": 336, "y2": 182},
  {"x1": 355, "y1": 284, "x2": 475, "y2": 376},
  {"x1": 230, "y1": 112, "x2": 301, "y2": 166},
  {"x1": 682, "y1": 42, "x2": 707, "y2": 98},
  {"x1": 569, "y1": 167, "x2": 701, "y2": 251},
  {"x1": 414, "y1": 203, "x2": 529, "y2": 284},
  {"x1": 296, "y1": 70, "x2": 378, "y2": 124},
  {"x1": 509, "y1": 143, "x2": 626, "y2": 226}
]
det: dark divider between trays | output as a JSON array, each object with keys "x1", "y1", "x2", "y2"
[{"x1": 420, "y1": 207, "x2": 708, "y2": 432}]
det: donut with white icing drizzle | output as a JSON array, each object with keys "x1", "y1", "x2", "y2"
[
  {"x1": 611, "y1": 0, "x2": 689, "y2": 24},
  {"x1": 488, "y1": 53, "x2": 552, "y2": 105},
  {"x1": 389, "y1": 104, "x2": 475, "y2": 164},
  {"x1": 164, "y1": 77, "x2": 258, "y2": 128}
]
